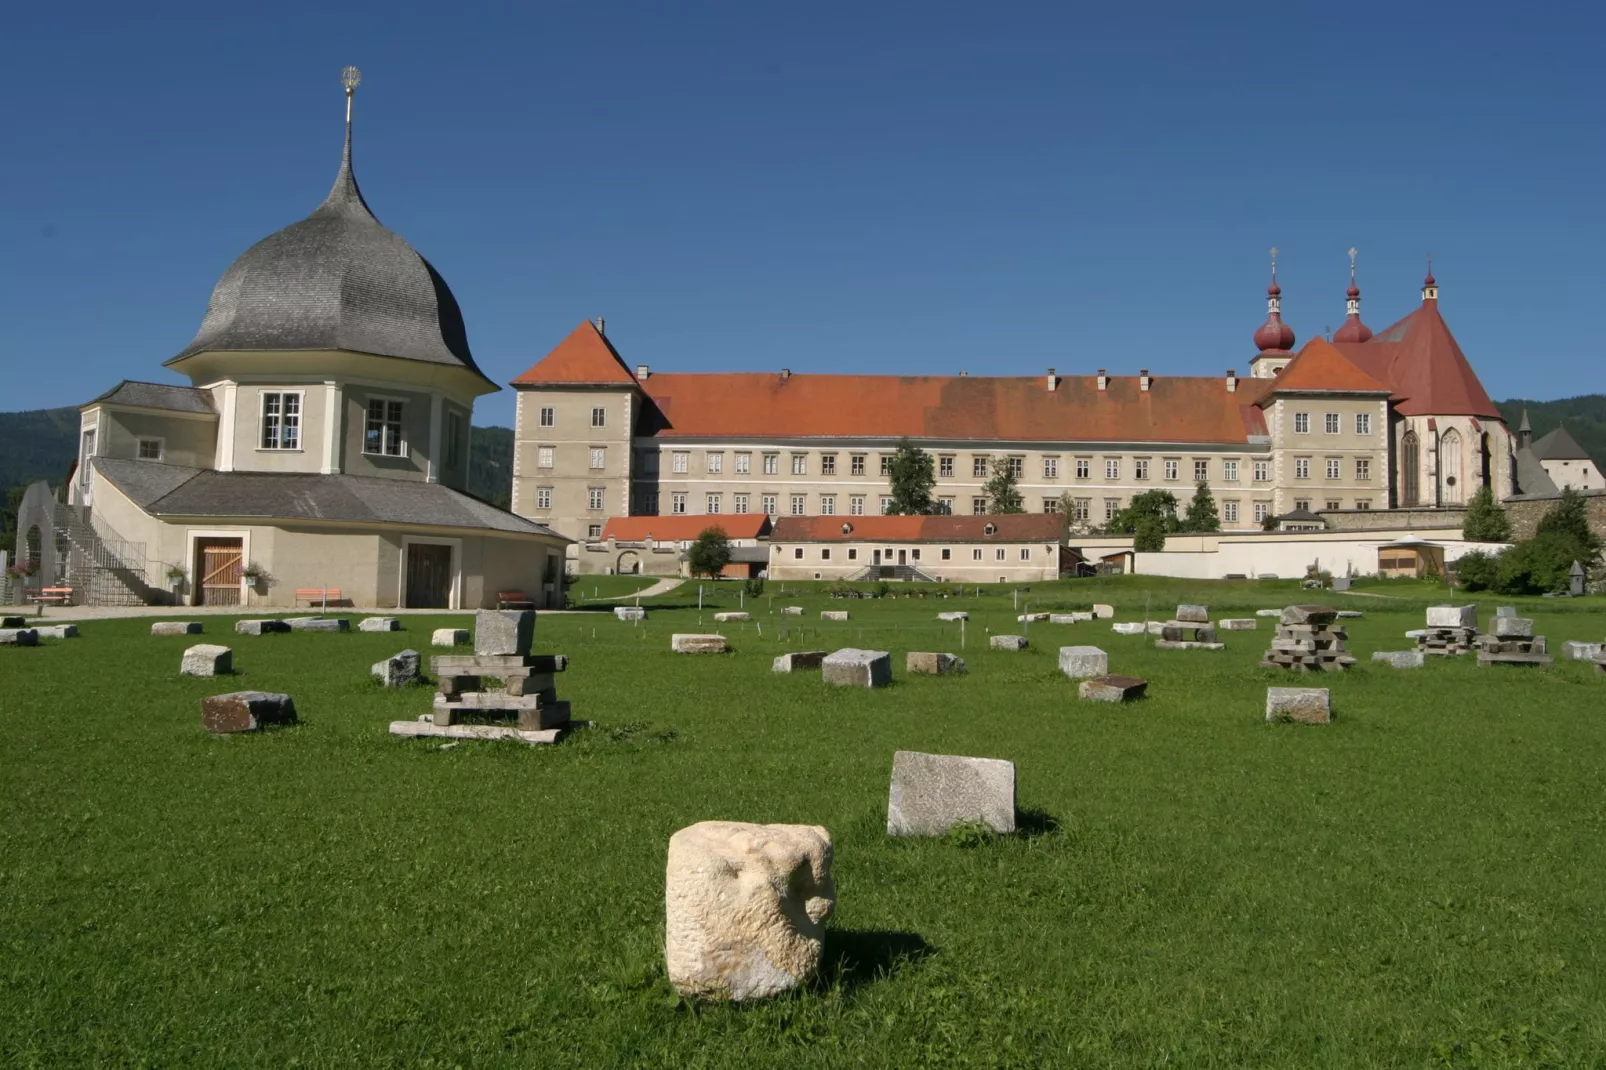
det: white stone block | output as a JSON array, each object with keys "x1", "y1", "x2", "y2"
[
  {"x1": 1491, "y1": 616, "x2": 1534, "y2": 639},
  {"x1": 0, "y1": 628, "x2": 39, "y2": 646},
  {"x1": 614, "y1": 606, "x2": 646, "y2": 621},
  {"x1": 1057, "y1": 645, "x2": 1108, "y2": 679},
  {"x1": 672, "y1": 633, "x2": 728, "y2": 654},
  {"x1": 1266, "y1": 687, "x2": 1331, "y2": 724},
  {"x1": 821, "y1": 648, "x2": 891, "y2": 687},
  {"x1": 1217, "y1": 618, "x2": 1258, "y2": 630},
  {"x1": 431, "y1": 628, "x2": 471, "y2": 647},
  {"x1": 665, "y1": 822, "x2": 834, "y2": 1002},
  {"x1": 1372, "y1": 650, "x2": 1425, "y2": 669},
  {"x1": 887, "y1": 750, "x2": 1016, "y2": 836},
  {"x1": 821, "y1": 610, "x2": 849, "y2": 621},
  {"x1": 1092, "y1": 604, "x2": 1115, "y2": 619},
  {"x1": 780, "y1": 606, "x2": 804, "y2": 616},
  {"x1": 990, "y1": 634, "x2": 1028, "y2": 651},
  {"x1": 34, "y1": 624, "x2": 78, "y2": 639},
  {"x1": 358, "y1": 616, "x2": 401, "y2": 632},
  {"x1": 937, "y1": 611, "x2": 969, "y2": 622},
  {"x1": 1111, "y1": 622, "x2": 1147, "y2": 635},
  {"x1": 713, "y1": 612, "x2": 750, "y2": 622},
  {"x1": 906, "y1": 651, "x2": 965, "y2": 676},
  {"x1": 772, "y1": 650, "x2": 827, "y2": 672},
  {"x1": 1426, "y1": 605, "x2": 1477, "y2": 629},
  {"x1": 152, "y1": 621, "x2": 203, "y2": 636},
  {"x1": 1256, "y1": 609, "x2": 1283, "y2": 618},
  {"x1": 1562, "y1": 640, "x2": 1604, "y2": 661},
  {"x1": 180, "y1": 643, "x2": 233, "y2": 677}
]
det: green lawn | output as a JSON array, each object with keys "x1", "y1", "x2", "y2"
[
  {"x1": 4, "y1": 579, "x2": 1606, "y2": 1067},
  {"x1": 565, "y1": 572, "x2": 671, "y2": 604}
]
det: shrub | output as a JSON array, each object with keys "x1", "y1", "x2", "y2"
[
  {"x1": 1493, "y1": 532, "x2": 1584, "y2": 595},
  {"x1": 1461, "y1": 484, "x2": 1512, "y2": 542},
  {"x1": 743, "y1": 577, "x2": 764, "y2": 597},
  {"x1": 1454, "y1": 549, "x2": 1498, "y2": 591}
]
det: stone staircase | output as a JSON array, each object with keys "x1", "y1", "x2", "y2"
[
  {"x1": 845, "y1": 564, "x2": 940, "y2": 583},
  {"x1": 55, "y1": 503, "x2": 160, "y2": 606}
]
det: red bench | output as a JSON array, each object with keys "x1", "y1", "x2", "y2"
[
  {"x1": 36, "y1": 587, "x2": 74, "y2": 610},
  {"x1": 497, "y1": 590, "x2": 536, "y2": 610},
  {"x1": 295, "y1": 587, "x2": 343, "y2": 608}
]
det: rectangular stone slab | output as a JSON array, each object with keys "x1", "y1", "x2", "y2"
[
  {"x1": 822, "y1": 648, "x2": 892, "y2": 687},
  {"x1": 713, "y1": 612, "x2": 750, "y2": 622},
  {"x1": 1256, "y1": 609, "x2": 1283, "y2": 618},
  {"x1": 1562, "y1": 640, "x2": 1604, "y2": 661},
  {"x1": 1092, "y1": 604, "x2": 1114, "y2": 619},
  {"x1": 429, "y1": 654, "x2": 568, "y2": 674},
  {"x1": 389, "y1": 720, "x2": 566, "y2": 745},
  {"x1": 1155, "y1": 640, "x2": 1225, "y2": 651},
  {"x1": 34, "y1": 624, "x2": 78, "y2": 639},
  {"x1": 773, "y1": 650, "x2": 829, "y2": 672},
  {"x1": 432, "y1": 628, "x2": 471, "y2": 647},
  {"x1": 152, "y1": 621, "x2": 203, "y2": 636},
  {"x1": 1175, "y1": 604, "x2": 1210, "y2": 623},
  {"x1": 1490, "y1": 616, "x2": 1534, "y2": 639},
  {"x1": 475, "y1": 609, "x2": 534, "y2": 656},
  {"x1": 672, "y1": 633, "x2": 728, "y2": 654},
  {"x1": 372, "y1": 649, "x2": 421, "y2": 687},
  {"x1": 1078, "y1": 675, "x2": 1148, "y2": 702},
  {"x1": 887, "y1": 750, "x2": 1016, "y2": 836},
  {"x1": 990, "y1": 635, "x2": 1028, "y2": 651},
  {"x1": 1372, "y1": 650, "x2": 1425, "y2": 668},
  {"x1": 820, "y1": 610, "x2": 850, "y2": 621},
  {"x1": 614, "y1": 606, "x2": 646, "y2": 621},
  {"x1": 0, "y1": 628, "x2": 39, "y2": 646},
  {"x1": 937, "y1": 611, "x2": 969, "y2": 622},
  {"x1": 235, "y1": 619, "x2": 291, "y2": 635},
  {"x1": 358, "y1": 617, "x2": 402, "y2": 632},
  {"x1": 906, "y1": 651, "x2": 965, "y2": 676},
  {"x1": 202, "y1": 691, "x2": 296, "y2": 733},
  {"x1": 780, "y1": 606, "x2": 804, "y2": 616},
  {"x1": 1111, "y1": 622, "x2": 1147, "y2": 635},
  {"x1": 1217, "y1": 619, "x2": 1258, "y2": 630},
  {"x1": 1280, "y1": 605, "x2": 1338, "y2": 626},
  {"x1": 1057, "y1": 645, "x2": 1108, "y2": 679},
  {"x1": 1266, "y1": 687, "x2": 1331, "y2": 724},
  {"x1": 286, "y1": 617, "x2": 349, "y2": 632},
  {"x1": 1426, "y1": 605, "x2": 1477, "y2": 629}
]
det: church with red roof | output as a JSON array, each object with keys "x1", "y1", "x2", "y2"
[{"x1": 509, "y1": 254, "x2": 1517, "y2": 561}]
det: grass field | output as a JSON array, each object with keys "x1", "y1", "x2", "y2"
[{"x1": 4, "y1": 578, "x2": 1606, "y2": 1067}]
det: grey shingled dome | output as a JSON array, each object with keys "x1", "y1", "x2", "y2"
[{"x1": 168, "y1": 125, "x2": 490, "y2": 384}]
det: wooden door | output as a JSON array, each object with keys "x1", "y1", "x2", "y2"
[
  {"x1": 196, "y1": 538, "x2": 243, "y2": 606},
  {"x1": 406, "y1": 544, "x2": 453, "y2": 608}
]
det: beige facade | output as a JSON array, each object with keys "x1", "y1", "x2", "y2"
[
  {"x1": 766, "y1": 534, "x2": 1061, "y2": 583},
  {"x1": 1394, "y1": 414, "x2": 1515, "y2": 510},
  {"x1": 511, "y1": 386, "x2": 636, "y2": 543},
  {"x1": 1264, "y1": 395, "x2": 1393, "y2": 520}
]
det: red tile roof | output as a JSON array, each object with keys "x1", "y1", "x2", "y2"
[
  {"x1": 635, "y1": 373, "x2": 1275, "y2": 444},
  {"x1": 772, "y1": 513, "x2": 1066, "y2": 542},
  {"x1": 510, "y1": 321, "x2": 638, "y2": 386},
  {"x1": 1263, "y1": 338, "x2": 1392, "y2": 398},
  {"x1": 1331, "y1": 301, "x2": 1502, "y2": 419},
  {"x1": 599, "y1": 513, "x2": 770, "y2": 542}
]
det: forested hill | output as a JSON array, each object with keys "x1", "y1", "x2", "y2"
[
  {"x1": 1495, "y1": 396, "x2": 1606, "y2": 464},
  {"x1": 0, "y1": 407, "x2": 80, "y2": 490}
]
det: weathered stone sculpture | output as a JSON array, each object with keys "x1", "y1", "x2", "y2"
[
  {"x1": 887, "y1": 750, "x2": 1016, "y2": 836},
  {"x1": 665, "y1": 821, "x2": 835, "y2": 1002},
  {"x1": 180, "y1": 644, "x2": 233, "y2": 677}
]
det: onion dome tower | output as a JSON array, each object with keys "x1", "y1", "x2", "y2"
[
  {"x1": 166, "y1": 67, "x2": 494, "y2": 392},
  {"x1": 1421, "y1": 255, "x2": 1440, "y2": 302},
  {"x1": 1332, "y1": 247, "x2": 1373, "y2": 343},
  {"x1": 1250, "y1": 248, "x2": 1297, "y2": 376}
]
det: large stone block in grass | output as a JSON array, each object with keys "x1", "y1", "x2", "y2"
[
  {"x1": 1372, "y1": 650, "x2": 1425, "y2": 669},
  {"x1": 673, "y1": 633, "x2": 728, "y2": 654},
  {"x1": 907, "y1": 651, "x2": 965, "y2": 676},
  {"x1": 1256, "y1": 609, "x2": 1283, "y2": 618},
  {"x1": 665, "y1": 821, "x2": 834, "y2": 1002},
  {"x1": 1562, "y1": 640, "x2": 1604, "y2": 661},
  {"x1": 937, "y1": 611, "x2": 969, "y2": 622},
  {"x1": 475, "y1": 609, "x2": 534, "y2": 656},
  {"x1": 152, "y1": 621, "x2": 202, "y2": 636},
  {"x1": 713, "y1": 611, "x2": 751, "y2": 623},
  {"x1": 1426, "y1": 605, "x2": 1477, "y2": 629},
  {"x1": 772, "y1": 650, "x2": 827, "y2": 672},
  {"x1": 236, "y1": 619, "x2": 290, "y2": 636},
  {"x1": 1092, "y1": 604, "x2": 1115, "y2": 619},
  {"x1": 822, "y1": 648, "x2": 891, "y2": 687},
  {"x1": 1280, "y1": 605, "x2": 1337, "y2": 626},
  {"x1": 614, "y1": 606, "x2": 646, "y2": 621},
  {"x1": 202, "y1": 691, "x2": 297, "y2": 733},
  {"x1": 372, "y1": 649, "x2": 421, "y2": 687},
  {"x1": 358, "y1": 616, "x2": 402, "y2": 632},
  {"x1": 1266, "y1": 687, "x2": 1331, "y2": 724},
  {"x1": 34, "y1": 624, "x2": 78, "y2": 639},
  {"x1": 821, "y1": 610, "x2": 849, "y2": 621},
  {"x1": 0, "y1": 628, "x2": 39, "y2": 646},
  {"x1": 180, "y1": 644, "x2": 233, "y2": 676},
  {"x1": 887, "y1": 750, "x2": 1016, "y2": 837},
  {"x1": 990, "y1": 635, "x2": 1028, "y2": 651},
  {"x1": 432, "y1": 628, "x2": 471, "y2": 648},
  {"x1": 1217, "y1": 618, "x2": 1258, "y2": 631},
  {"x1": 1079, "y1": 675, "x2": 1148, "y2": 703},
  {"x1": 1057, "y1": 645, "x2": 1108, "y2": 679},
  {"x1": 1112, "y1": 622, "x2": 1147, "y2": 635},
  {"x1": 1175, "y1": 604, "x2": 1210, "y2": 624},
  {"x1": 286, "y1": 617, "x2": 348, "y2": 632}
]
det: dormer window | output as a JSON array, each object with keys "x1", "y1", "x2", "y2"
[
  {"x1": 984, "y1": 523, "x2": 996, "y2": 536},
  {"x1": 364, "y1": 398, "x2": 406, "y2": 457},
  {"x1": 260, "y1": 391, "x2": 302, "y2": 450}
]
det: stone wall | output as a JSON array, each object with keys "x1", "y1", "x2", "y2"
[
  {"x1": 1323, "y1": 508, "x2": 1465, "y2": 533},
  {"x1": 1504, "y1": 490, "x2": 1606, "y2": 542}
]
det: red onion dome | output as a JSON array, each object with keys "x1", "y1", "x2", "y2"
[
  {"x1": 1254, "y1": 282, "x2": 1296, "y2": 351},
  {"x1": 1332, "y1": 314, "x2": 1372, "y2": 343}
]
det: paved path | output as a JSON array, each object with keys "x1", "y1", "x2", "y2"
[{"x1": 581, "y1": 577, "x2": 685, "y2": 602}]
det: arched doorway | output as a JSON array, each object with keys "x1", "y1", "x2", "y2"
[
  {"x1": 1401, "y1": 431, "x2": 1420, "y2": 506},
  {"x1": 1441, "y1": 428, "x2": 1462, "y2": 504},
  {"x1": 616, "y1": 550, "x2": 641, "y2": 575}
]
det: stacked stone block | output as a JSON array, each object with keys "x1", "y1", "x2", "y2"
[
  {"x1": 1258, "y1": 605, "x2": 1356, "y2": 672},
  {"x1": 427, "y1": 611, "x2": 573, "y2": 731},
  {"x1": 1475, "y1": 615, "x2": 1552, "y2": 667},
  {"x1": 1417, "y1": 605, "x2": 1478, "y2": 656},
  {"x1": 1154, "y1": 604, "x2": 1223, "y2": 650}
]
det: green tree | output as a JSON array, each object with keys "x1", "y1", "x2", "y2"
[
  {"x1": 686, "y1": 526, "x2": 732, "y2": 579},
  {"x1": 1181, "y1": 481, "x2": 1220, "y2": 533},
  {"x1": 1461, "y1": 484, "x2": 1512, "y2": 542},
  {"x1": 1104, "y1": 489, "x2": 1180, "y2": 536},
  {"x1": 983, "y1": 458, "x2": 1024, "y2": 514},
  {"x1": 1535, "y1": 486, "x2": 1602, "y2": 560},
  {"x1": 1453, "y1": 549, "x2": 1498, "y2": 591},
  {"x1": 1492, "y1": 534, "x2": 1582, "y2": 595},
  {"x1": 1133, "y1": 515, "x2": 1167, "y2": 553},
  {"x1": 886, "y1": 438, "x2": 936, "y2": 515}
]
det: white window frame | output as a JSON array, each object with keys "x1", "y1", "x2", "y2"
[
  {"x1": 821, "y1": 495, "x2": 836, "y2": 515},
  {"x1": 1043, "y1": 457, "x2": 1059, "y2": 479},
  {"x1": 671, "y1": 493, "x2": 687, "y2": 514},
  {"x1": 792, "y1": 454, "x2": 808, "y2": 476},
  {"x1": 879, "y1": 497, "x2": 893, "y2": 515},
  {"x1": 1193, "y1": 460, "x2": 1208, "y2": 481},
  {"x1": 706, "y1": 452, "x2": 723, "y2": 474},
  {"x1": 590, "y1": 407, "x2": 606, "y2": 428},
  {"x1": 763, "y1": 453, "x2": 779, "y2": 475},
  {"x1": 706, "y1": 493, "x2": 722, "y2": 513},
  {"x1": 1295, "y1": 458, "x2": 1311, "y2": 479},
  {"x1": 1355, "y1": 413, "x2": 1372, "y2": 436},
  {"x1": 537, "y1": 446, "x2": 555, "y2": 469},
  {"x1": 972, "y1": 457, "x2": 989, "y2": 478},
  {"x1": 1134, "y1": 459, "x2": 1149, "y2": 481},
  {"x1": 821, "y1": 454, "x2": 837, "y2": 476},
  {"x1": 1356, "y1": 458, "x2": 1371, "y2": 481},
  {"x1": 850, "y1": 496, "x2": 865, "y2": 516},
  {"x1": 1253, "y1": 460, "x2": 1269, "y2": 482},
  {"x1": 790, "y1": 494, "x2": 806, "y2": 515},
  {"x1": 539, "y1": 406, "x2": 555, "y2": 428},
  {"x1": 1294, "y1": 412, "x2": 1310, "y2": 434},
  {"x1": 1075, "y1": 458, "x2": 1090, "y2": 480},
  {"x1": 535, "y1": 486, "x2": 553, "y2": 510},
  {"x1": 363, "y1": 395, "x2": 407, "y2": 458},
  {"x1": 939, "y1": 455, "x2": 955, "y2": 478},
  {"x1": 1326, "y1": 458, "x2": 1341, "y2": 479},
  {"x1": 734, "y1": 493, "x2": 749, "y2": 514},
  {"x1": 137, "y1": 437, "x2": 165, "y2": 461},
  {"x1": 762, "y1": 495, "x2": 778, "y2": 516},
  {"x1": 1105, "y1": 458, "x2": 1120, "y2": 480},
  {"x1": 1324, "y1": 413, "x2": 1341, "y2": 434},
  {"x1": 1163, "y1": 459, "x2": 1178, "y2": 481},
  {"x1": 259, "y1": 390, "x2": 305, "y2": 451},
  {"x1": 672, "y1": 451, "x2": 688, "y2": 474},
  {"x1": 1223, "y1": 500, "x2": 1239, "y2": 523},
  {"x1": 1223, "y1": 460, "x2": 1239, "y2": 482},
  {"x1": 590, "y1": 447, "x2": 606, "y2": 470},
  {"x1": 735, "y1": 452, "x2": 751, "y2": 475},
  {"x1": 587, "y1": 486, "x2": 606, "y2": 511}
]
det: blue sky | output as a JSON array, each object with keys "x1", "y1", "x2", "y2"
[{"x1": 3, "y1": 1, "x2": 1601, "y2": 426}]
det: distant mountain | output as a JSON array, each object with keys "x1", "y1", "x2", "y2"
[
  {"x1": 0, "y1": 406, "x2": 80, "y2": 490},
  {"x1": 468, "y1": 426, "x2": 513, "y2": 510},
  {"x1": 1495, "y1": 395, "x2": 1606, "y2": 464}
]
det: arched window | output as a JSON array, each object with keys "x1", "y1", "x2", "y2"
[
  {"x1": 1480, "y1": 432, "x2": 1492, "y2": 487},
  {"x1": 1402, "y1": 431, "x2": 1420, "y2": 506},
  {"x1": 1441, "y1": 429, "x2": 1462, "y2": 505}
]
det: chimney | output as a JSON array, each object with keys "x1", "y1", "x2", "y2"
[
  {"x1": 780, "y1": 368, "x2": 791, "y2": 382},
  {"x1": 1226, "y1": 369, "x2": 1238, "y2": 393},
  {"x1": 1046, "y1": 367, "x2": 1059, "y2": 391},
  {"x1": 595, "y1": 316, "x2": 606, "y2": 336},
  {"x1": 1139, "y1": 369, "x2": 1151, "y2": 392},
  {"x1": 635, "y1": 364, "x2": 650, "y2": 381},
  {"x1": 1097, "y1": 369, "x2": 1108, "y2": 391}
]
